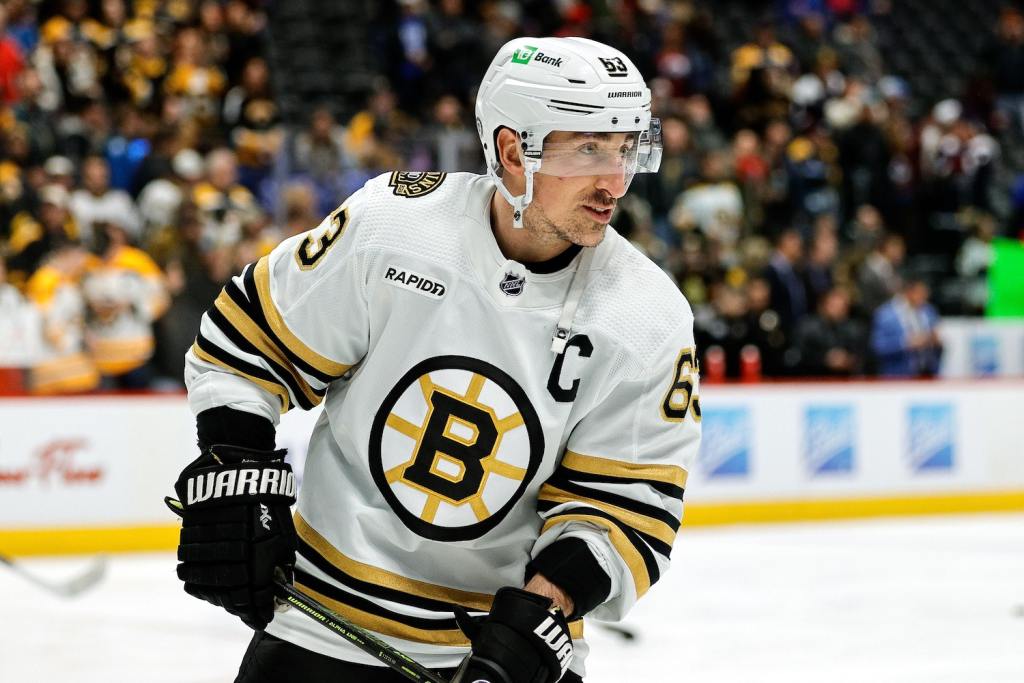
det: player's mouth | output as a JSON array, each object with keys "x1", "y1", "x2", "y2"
[{"x1": 582, "y1": 204, "x2": 615, "y2": 223}]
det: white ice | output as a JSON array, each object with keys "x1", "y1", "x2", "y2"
[{"x1": 2, "y1": 514, "x2": 1022, "y2": 682}]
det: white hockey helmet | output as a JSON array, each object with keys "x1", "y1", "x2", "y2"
[{"x1": 475, "y1": 37, "x2": 662, "y2": 227}]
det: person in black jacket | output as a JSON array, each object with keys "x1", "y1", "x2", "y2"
[{"x1": 791, "y1": 286, "x2": 866, "y2": 377}]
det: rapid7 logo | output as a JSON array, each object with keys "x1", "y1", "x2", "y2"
[{"x1": 599, "y1": 56, "x2": 628, "y2": 77}]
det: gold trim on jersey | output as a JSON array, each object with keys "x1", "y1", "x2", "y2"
[
  {"x1": 296, "y1": 513, "x2": 493, "y2": 610},
  {"x1": 561, "y1": 450, "x2": 689, "y2": 489},
  {"x1": 252, "y1": 257, "x2": 353, "y2": 378},
  {"x1": 190, "y1": 341, "x2": 291, "y2": 412},
  {"x1": 540, "y1": 512, "x2": 653, "y2": 598},
  {"x1": 295, "y1": 513, "x2": 585, "y2": 639},
  {"x1": 294, "y1": 581, "x2": 474, "y2": 645},
  {"x1": 213, "y1": 289, "x2": 322, "y2": 407},
  {"x1": 537, "y1": 483, "x2": 677, "y2": 547}
]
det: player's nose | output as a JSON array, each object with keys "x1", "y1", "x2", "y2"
[{"x1": 594, "y1": 168, "x2": 628, "y2": 199}]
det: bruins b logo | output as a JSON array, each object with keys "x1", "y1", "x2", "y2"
[
  {"x1": 388, "y1": 171, "x2": 446, "y2": 198},
  {"x1": 370, "y1": 356, "x2": 544, "y2": 541}
]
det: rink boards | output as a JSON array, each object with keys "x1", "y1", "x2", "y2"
[{"x1": 1, "y1": 380, "x2": 1022, "y2": 555}]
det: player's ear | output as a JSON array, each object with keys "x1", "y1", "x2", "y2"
[{"x1": 496, "y1": 127, "x2": 525, "y2": 178}]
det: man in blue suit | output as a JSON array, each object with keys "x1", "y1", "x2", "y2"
[{"x1": 870, "y1": 278, "x2": 943, "y2": 377}]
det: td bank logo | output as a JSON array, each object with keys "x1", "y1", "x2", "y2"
[
  {"x1": 512, "y1": 45, "x2": 538, "y2": 64},
  {"x1": 511, "y1": 45, "x2": 563, "y2": 68}
]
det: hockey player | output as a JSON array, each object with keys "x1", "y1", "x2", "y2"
[{"x1": 169, "y1": 37, "x2": 701, "y2": 682}]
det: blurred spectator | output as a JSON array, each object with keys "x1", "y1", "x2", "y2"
[
  {"x1": 856, "y1": 232, "x2": 904, "y2": 316},
  {"x1": 24, "y1": 238, "x2": 98, "y2": 394},
  {"x1": 150, "y1": 206, "x2": 221, "y2": 385},
  {"x1": 278, "y1": 182, "x2": 321, "y2": 239},
  {"x1": 69, "y1": 154, "x2": 141, "y2": 244},
  {"x1": 954, "y1": 212, "x2": 997, "y2": 315},
  {"x1": 426, "y1": 0, "x2": 482, "y2": 103},
  {"x1": 12, "y1": 68, "x2": 59, "y2": 163},
  {"x1": 670, "y1": 149, "x2": 743, "y2": 249},
  {"x1": 164, "y1": 27, "x2": 225, "y2": 131},
  {"x1": 0, "y1": 255, "x2": 42, "y2": 368},
  {"x1": 6, "y1": 184, "x2": 78, "y2": 287},
  {"x1": 693, "y1": 283, "x2": 756, "y2": 381},
  {"x1": 792, "y1": 287, "x2": 866, "y2": 377},
  {"x1": 138, "y1": 148, "x2": 203, "y2": 237},
  {"x1": 763, "y1": 228, "x2": 808, "y2": 334},
  {"x1": 730, "y1": 21, "x2": 796, "y2": 129},
  {"x1": 0, "y1": 3, "x2": 26, "y2": 104},
  {"x1": 34, "y1": 14, "x2": 101, "y2": 112},
  {"x1": 870, "y1": 277, "x2": 943, "y2": 378},
  {"x1": 983, "y1": 7, "x2": 1024, "y2": 134},
  {"x1": 224, "y1": 56, "x2": 282, "y2": 200},
  {"x1": 81, "y1": 220, "x2": 168, "y2": 388},
  {"x1": 833, "y1": 15, "x2": 883, "y2": 80},
  {"x1": 192, "y1": 147, "x2": 256, "y2": 251},
  {"x1": 44, "y1": 155, "x2": 76, "y2": 190},
  {"x1": 803, "y1": 215, "x2": 839, "y2": 310}
]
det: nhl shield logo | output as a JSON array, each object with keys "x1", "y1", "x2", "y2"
[{"x1": 499, "y1": 271, "x2": 525, "y2": 297}]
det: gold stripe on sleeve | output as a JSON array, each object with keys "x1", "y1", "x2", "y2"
[
  {"x1": 213, "y1": 290, "x2": 322, "y2": 407},
  {"x1": 190, "y1": 341, "x2": 291, "y2": 412},
  {"x1": 540, "y1": 512, "x2": 652, "y2": 598},
  {"x1": 253, "y1": 257, "x2": 352, "y2": 378},
  {"x1": 537, "y1": 483, "x2": 677, "y2": 547},
  {"x1": 561, "y1": 450, "x2": 688, "y2": 489}
]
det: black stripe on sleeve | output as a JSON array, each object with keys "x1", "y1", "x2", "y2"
[
  {"x1": 194, "y1": 332, "x2": 290, "y2": 411},
  {"x1": 297, "y1": 540, "x2": 467, "y2": 615},
  {"x1": 555, "y1": 466, "x2": 685, "y2": 501},
  {"x1": 293, "y1": 568, "x2": 463, "y2": 631},
  {"x1": 546, "y1": 473, "x2": 681, "y2": 534},
  {"x1": 234, "y1": 265, "x2": 339, "y2": 385},
  {"x1": 205, "y1": 305, "x2": 321, "y2": 411}
]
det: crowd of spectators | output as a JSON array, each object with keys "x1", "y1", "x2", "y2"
[{"x1": 0, "y1": 0, "x2": 1017, "y2": 392}]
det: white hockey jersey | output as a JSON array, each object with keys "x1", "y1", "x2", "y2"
[{"x1": 184, "y1": 171, "x2": 702, "y2": 675}]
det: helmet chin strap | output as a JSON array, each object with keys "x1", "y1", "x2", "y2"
[{"x1": 488, "y1": 158, "x2": 539, "y2": 229}]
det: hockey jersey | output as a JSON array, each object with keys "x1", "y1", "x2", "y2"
[{"x1": 184, "y1": 171, "x2": 702, "y2": 675}]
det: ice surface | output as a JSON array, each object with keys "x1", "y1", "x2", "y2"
[{"x1": 2, "y1": 514, "x2": 1022, "y2": 682}]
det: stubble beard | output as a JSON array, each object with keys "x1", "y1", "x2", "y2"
[{"x1": 523, "y1": 200, "x2": 606, "y2": 249}]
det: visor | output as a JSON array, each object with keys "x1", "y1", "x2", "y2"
[{"x1": 535, "y1": 118, "x2": 663, "y2": 179}]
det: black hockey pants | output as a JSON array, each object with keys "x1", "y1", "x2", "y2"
[{"x1": 235, "y1": 631, "x2": 586, "y2": 682}]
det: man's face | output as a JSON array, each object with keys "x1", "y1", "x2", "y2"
[{"x1": 523, "y1": 131, "x2": 632, "y2": 248}]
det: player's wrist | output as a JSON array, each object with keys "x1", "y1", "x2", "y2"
[{"x1": 527, "y1": 537, "x2": 611, "y2": 619}]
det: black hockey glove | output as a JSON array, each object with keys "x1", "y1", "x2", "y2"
[
  {"x1": 164, "y1": 444, "x2": 297, "y2": 631},
  {"x1": 452, "y1": 587, "x2": 574, "y2": 683}
]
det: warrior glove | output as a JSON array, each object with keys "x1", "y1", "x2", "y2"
[
  {"x1": 165, "y1": 444, "x2": 297, "y2": 631},
  {"x1": 452, "y1": 587, "x2": 574, "y2": 683}
]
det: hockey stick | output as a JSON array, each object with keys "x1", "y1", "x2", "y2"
[
  {"x1": 0, "y1": 553, "x2": 107, "y2": 598},
  {"x1": 274, "y1": 579, "x2": 449, "y2": 683}
]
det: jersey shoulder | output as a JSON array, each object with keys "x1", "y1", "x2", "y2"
[
  {"x1": 347, "y1": 171, "x2": 486, "y2": 268},
  {"x1": 579, "y1": 231, "x2": 693, "y2": 372}
]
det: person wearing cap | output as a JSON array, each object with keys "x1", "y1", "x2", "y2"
[
  {"x1": 168, "y1": 37, "x2": 700, "y2": 683},
  {"x1": 44, "y1": 155, "x2": 76, "y2": 190}
]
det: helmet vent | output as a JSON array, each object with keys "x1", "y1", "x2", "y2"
[
  {"x1": 549, "y1": 99, "x2": 603, "y2": 110},
  {"x1": 549, "y1": 105, "x2": 597, "y2": 115}
]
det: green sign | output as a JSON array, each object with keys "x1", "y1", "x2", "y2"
[
  {"x1": 511, "y1": 45, "x2": 537, "y2": 64},
  {"x1": 987, "y1": 238, "x2": 1024, "y2": 317}
]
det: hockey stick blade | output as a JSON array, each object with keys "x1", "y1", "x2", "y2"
[
  {"x1": 0, "y1": 554, "x2": 108, "y2": 598},
  {"x1": 274, "y1": 579, "x2": 449, "y2": 683}
]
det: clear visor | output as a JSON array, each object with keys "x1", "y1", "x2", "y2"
[{"x1": 535, "y1": 118, "x2": 663, "y2": 179}]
